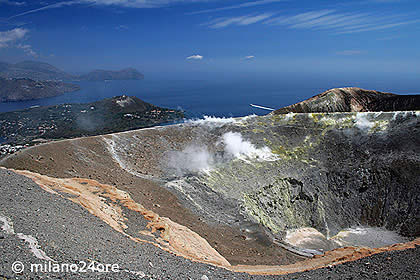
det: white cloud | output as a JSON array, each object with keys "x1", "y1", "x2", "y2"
[
  {"x1": 88, "y1": 0, "x2": 179, "y2": 8},
  {"x1": 335, "y1": 50, "x2": 364, "y2": 56},
  {"x1": 17, "y1": 43, "x2": 38, "y2": 57},
  {"x1": 115, "y1": 24, "x2": 129, "y2": 30},
  {"x1": 238, "y1": 14, "x2": 273, "y2": 25},
  {"x1": 368, "y1": 0, "x2": 403, "y2": 2},
  {"x1": 265, "y1": 10, "x2": 335, "y2": 25},
  {"x1": 8, "y1": 0, "x2": 285, "y2": 19},
  {"x1": 0, "y1": 0, "x2": 26, "y2": 5},
  {"x1": 204, "y1": 13, "x2": 274, "y2": 29},
  {"x1": 9, "y1": 1, "x2": 85, "y2": 19},
  {"x1": 0, "y1": 28, "x2": 37, "y2": 57},
  {"x1": 186, "y1": 54, "x2": 203, "y2": 60},
  {"x1": 9, "y1": 0, "x2": 234, "y2": 18},
  {"x1": 265, "y1": 9, "x2": 420, "y2": 34},
  {"x1": 0, "y1": 28, "x2": 28, "y2": 48},
  {"x1": 334, "y1": 19, "x2": 420, "y2": 34},
  {"x1": 187, "y1": 0, "x2": 287, "y2": 15}
]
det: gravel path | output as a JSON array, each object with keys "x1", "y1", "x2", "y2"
[{"x1": 1, "y1": 168, "x2": 419, "y2": 279}]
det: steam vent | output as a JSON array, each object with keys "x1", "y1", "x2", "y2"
[{"x1": 1, "y1": 88, "x2": 419, "y2": 277}]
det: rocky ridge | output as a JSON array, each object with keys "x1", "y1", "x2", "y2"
[{"x1": 274, "y1": 87, "x2": 420, "y2": 114}]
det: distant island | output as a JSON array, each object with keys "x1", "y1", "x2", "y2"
[
  {"x1": 274, "y1": 87, "x2": 420, "y2": 114},
  {"x1": 0, "y1": 95, "x2": 183, "y2": 147},
  {"x1": 0, "y1": 60, "x2": 73, "y2": 81},
  {"x1": 0, "y1": 60, "x2": 145, "y2": 102},
  {"x1": 79, "y1": 68, "x2": 144, "y2": 81},
  {"x1": 0, "y1": 77, "x2": 80, "y2": 102},
  {"x1": 0, "y1": 60, "x2": 145, "y2": 81}
]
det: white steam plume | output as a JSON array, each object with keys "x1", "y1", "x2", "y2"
[
  {"x1": 186, "y1": 116, "x2": 238, "y2": 127},
  {"x1": 167, "y1": 145, "x2": 214, "y2": 176},
  {"x1": 354, "y1": 113, "x2": 375, "y2": 130},
  {"x1": 222, "y1": 132, "x2": 277, "y2": 161},
  {"x1": 167, "y1": 131, "x2": 276, "y2": 176}
]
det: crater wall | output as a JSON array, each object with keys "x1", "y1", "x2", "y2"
[{"x1": 2, "y1": 112, "x2": 419, "y2": 256}]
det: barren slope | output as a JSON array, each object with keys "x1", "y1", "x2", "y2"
[{"x1": 2, "y1": 110, "x2": 419, "y2": 274}]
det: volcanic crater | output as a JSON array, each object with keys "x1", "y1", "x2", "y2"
[{"x1": 1, "y1": 88, "x2": 419, "y2": 276}]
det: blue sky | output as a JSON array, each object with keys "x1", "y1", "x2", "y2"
[{"x1": 0, "y1": 0, "x2": 419, "y2": 80}]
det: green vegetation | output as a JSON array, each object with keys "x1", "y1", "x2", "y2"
[{"x1": 0, "y1": 95, "x2": 184, "y2": 145}]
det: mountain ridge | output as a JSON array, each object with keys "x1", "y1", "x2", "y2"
[
  {"x1": 0, "y1": 60, "x2": 144, "y2": 81},
  {"x1": 274, "y1": 87, "x2": 420, "y2": 114},
  {"x1": 0, "y1": 77, "x2": 80, "y2": 102},
  {"x1": 79, "y1": 67, "x2": 144, "y2": 81},
  {"x1": 0, "y1": 60, "x2": 73, "y2": 81}
]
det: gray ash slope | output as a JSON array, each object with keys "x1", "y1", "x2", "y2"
[{"x1": 1, "y1": 168, "x2": 419, "y2": 280}]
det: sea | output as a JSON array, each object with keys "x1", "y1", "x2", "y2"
[
  {"x1": 0, "y1": 77, "x2": 418, "y2": 117},
  {"x1": 0, "y1": 78, "x2": 328, "y2": 117}
]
